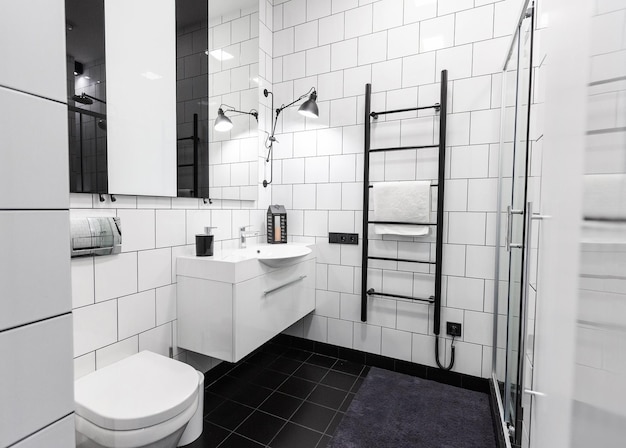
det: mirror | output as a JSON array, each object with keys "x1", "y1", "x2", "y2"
[
  {"x1": 66, "y1": 0, "x2": 177, "y2": 198},
  {"x1": 206, "y1": 0, "x2": 260, "y2": 201},
  {"x1": 66, "y1": 0, "x2": 108, "y2": 194},
  {"x1": 175, "y1": 0, "x2": 209, "y2": 198}
]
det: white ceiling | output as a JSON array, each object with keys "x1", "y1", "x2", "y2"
[{"x1": 209, "y1": 0, "x2": 258, "y2": 18}]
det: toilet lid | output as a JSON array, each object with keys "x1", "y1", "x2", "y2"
[{"x1": 74, "y1": 351, "x2": 199, "y2": 431}]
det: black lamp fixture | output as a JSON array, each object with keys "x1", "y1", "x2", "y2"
[
  {"x1": 213, "y1": 104, "x2": 258, "y2": 132},
  {"x1": 263, "y1": 87, "x2": 318, "y2": 187}
]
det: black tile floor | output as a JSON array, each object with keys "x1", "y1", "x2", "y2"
[{"x1": 185, "y1": 341, "x2": 369, "y2": 448}]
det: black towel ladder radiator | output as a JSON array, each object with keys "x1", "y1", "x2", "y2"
[{"x1": 361, "y1": 69, "x2": 454, "y2": 370}]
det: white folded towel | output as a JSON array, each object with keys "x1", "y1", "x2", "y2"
[{"x1": 373, "y1": 181, "x2": 431, "y2": 236}]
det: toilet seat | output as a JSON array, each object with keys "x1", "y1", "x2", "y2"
[
  {"x1": 74, "y1": 351, "x2": 200, "y2": 431},
  {"x1": 75, "y1": 395, "x2": 198, "y2": 448}
]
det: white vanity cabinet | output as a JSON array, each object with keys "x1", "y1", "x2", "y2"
[{"x1": 176, "y1": 247, "x2": 315, "y2": 363}]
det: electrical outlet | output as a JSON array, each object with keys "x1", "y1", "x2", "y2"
[
  {"x1": 329, "y1": 232, "x2": 359, "y2": 245},
  {"x1": 446, "y1": 322, "x2": 462, "y2": 337}
]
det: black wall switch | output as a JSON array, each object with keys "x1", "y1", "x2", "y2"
[{"x1": 329, "y1": 232, "x2": 359, "y2": 245}]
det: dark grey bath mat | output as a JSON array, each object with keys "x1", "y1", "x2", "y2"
[{"x1": 329, "y1": 367, "x2": 496, "y2": 448}]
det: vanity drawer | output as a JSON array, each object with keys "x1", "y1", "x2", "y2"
[{"x1": 234, "y1": 259, "x2": 315, "y2": 362}]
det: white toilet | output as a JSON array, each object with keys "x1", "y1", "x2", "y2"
[{"x1": 74, "y1": 351, "x2": 204, "y2": 448}]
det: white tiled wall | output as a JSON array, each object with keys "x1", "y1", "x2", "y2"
[
  {"x1": 70, "y1": 193, "x2": 269, "y2": 376},
  {"x1": 271, "y1": 0, "x2": 524, "y2": 379}
]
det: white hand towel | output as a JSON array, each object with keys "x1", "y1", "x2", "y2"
[{"x1": 373, "y1": 181, "x2": 431, "y2": 236}]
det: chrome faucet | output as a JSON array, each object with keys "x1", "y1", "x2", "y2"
[{"x1": 239, "y1": 226, "x2": 259, "y2": 249}]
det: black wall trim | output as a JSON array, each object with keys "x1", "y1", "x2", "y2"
[{"x1": 273, "y1": 334, "x2": 491, "y2": 395}]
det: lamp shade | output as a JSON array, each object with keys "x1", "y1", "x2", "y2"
[
  {"x1": 298, "y1": 91, "x2": 318, "y2": 118},
  {"x1": 214, "y1": 108, "x2": 233, "y2": 132}
]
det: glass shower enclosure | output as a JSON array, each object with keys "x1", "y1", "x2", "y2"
[{"x1": 492, "y1": 1, "x2": 536, "y2": 446}]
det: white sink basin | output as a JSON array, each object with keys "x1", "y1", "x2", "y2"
[{"x1": 253, "y1": 244, "x2": 312, "y2": 267}]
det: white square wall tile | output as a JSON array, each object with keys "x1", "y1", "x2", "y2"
[
  {"x1": 293, "y1": 184, "x2": 317, "y2": 209},
  {"x1": 465, "y1": 245, "x2": 495, "y2": 280},
  {"x1": 373, "y1": 0, "x2": 403, "y2": 32},
  {"x1": 451, "y1": 341, "x2": 483, "y2": 377},
  {"x1": 139, "y1": 323, "x2": 172, "y2": 357},
  {"x1": 331, "y1": 38, "x2": 358, "y2": 71},
  {"x1": 340, "y1": 293, "x2": 361, "y2": 321},
  {"x1": 435, "y1": 44, "x2": 473, "y2": 81},
  {"x1": 468, "y1": 178, "x2": 498, "y2": 212},
  {"x1": 317, "y1": 183, "x2": 342, "y2": 210},
  {"x1": 470, "y1": 109, "x2": 501, "y2": 145},
  {"x1": 318, "y1": 71, "x2": 344, "y2": 100},
  {"x1": 156, "y1": 210, "x2": 186, "y2": 248},
  {"x1": 274, "y1": 28, "x2": 294, "y2": 57},
  {"x1": 357, "y1": 32, "x2": 387, "y2": 65},
  {"x1": 118, "y1": 290, "x2": 156, "y2": 340},
  {"x1": 353, "y1": 322, "x2": 382, "y2": 354},
  {"x1": 317, "y1": 127, "x2": 343, "y2": 156},
  {"x1": 94, "y1": 252, "x2": 138, "y2": 302},
  {"x1": 305, "y1": 156, "x2": 330, "y2": 183},
  {"x1": 447, "y1": 276, "x2": 485, "y2": 312},
  {"x1": 308, "y1": 0, "x2": 331, "y2": 20},
  {"x1": 464, "y1": 310, "x2": 493, "y2": 346},
  {"x1": 328, "y1": 264, "x2": 354, "y2": 293},
  {"x1": 473, "y1": 37, "x2": 510, "y2": 76},
  {"x1": 381, "y1": 328, "x2": 412, "y2": 362},
  {"x1": 420, "y1": 14, "x2": 455, "y2": 52},
  {"x1": 303, "y1": 314, "x2": 328, "y2": 342},
  {"x1": 368, "y1": 297, "x2": 396, "y2": 328},
  {"x1": 448, "y1": 212, "x2": 486, "y2": 245},
  {"x1": 319, "y1": 13, "x2": 345, "y2": 46},
  {"x1": 330, "y1": 154, "x2": 356, "y2": 182},
  {"x1": 73, "y1": 300, "x2": 118, "y2": 357},
  {"x1": 442, "y1": 244, "x2": 465, "y2": 276},
  {"x1": 74, "y1": 352, "x2": 95, "y2": 380},
  {"x1": 345, "y1": 4, "x2": 373, "y2": 39},
  {"x1": 388, "y1": 23, "x2": 420, "y2": 60},
  {"x1": 453, "y1": 76, "x2": 492, "y2": 113},
  {"x1": 283, "y1": 0, "x2": 306, "y2": 28},
  {"x1": 282, "y1": 158, "x2": 305, "y2": 184},
  {"x1": 315, "y1": 290, "x2": 341, "y2": 318},
  {"x1": 412, "y1": 333, "x2": 437, "y2": 367},
  {"x1": 450, "y1": 145, "x2": 490, "y2": 178},
  {"x1": 117, "y1": 210, "x2": 155, "y2": 252},
  {"x1": 156, "y1": 284, "x2": 176, "y2": 325},
  {"x1": 330, "y1": 97, "x2": 357, "y2": 127},
  {"x1": 304, "y1": 210, "x2": 329, "y2": 237},
  {"x1": 306, "y1": 45, "x2": 331, "y2": 76},
  {"x1": 138, "y1": 248, "x2": 172, "y2": 292},
  {"x1": 71, "y1": 257, "x2": 94, "y2": 309},
  {"x1": 396, "y1": 300, "x2": 430, "y2": 334},
  {"x1": 438, "y1": 0, "x2": 474, "y2": 15},
  {"x1": 327, "y1": 318, "x2": 353, "y2": 348},
  {"x1": 371, "y1": 59, "x2": 402, "y2": 93},
  {"x1": 332, "y1": 0, "x2": 358, "y2": 14},
  {"x1": 455, "y1": 5, "x2": 494, "y2": 45},
  {"x1": 96, "y1": 336, "x2": 138, "y2": 370},
  {"x1": 403, "y1": 52, "x2": 436, "y2": 87}
]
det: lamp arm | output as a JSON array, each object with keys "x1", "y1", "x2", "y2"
[{"x1": 219, "y1": 104, "x2": 259, "y2": 120}]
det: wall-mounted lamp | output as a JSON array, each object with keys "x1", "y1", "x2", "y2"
[
  {"x1": 263, "y1": 87, "x2": 318, "y2": 187},
  {"x1": 213, "y1": 104, "x2": 258, "y2": 132}
]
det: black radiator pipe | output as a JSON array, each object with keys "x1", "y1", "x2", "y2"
[
  {"x1": 361, "y1": 83, "x2": 372, "y2": 322},
  {"x1": 433, "y1": 69, "x2": 447, "y2": 337}
]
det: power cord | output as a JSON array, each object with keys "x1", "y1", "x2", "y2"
[{"x1": 434, "y1": 334, "x2": 456, "y2": 371}]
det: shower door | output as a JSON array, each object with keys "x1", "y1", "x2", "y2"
[{"x1": 493, "y1": 2, "x2": 534, "y2": 446}]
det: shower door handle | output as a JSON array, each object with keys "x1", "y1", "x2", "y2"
[{"x1": 506, "y1": 206, "x2": 524, "y2": 251}]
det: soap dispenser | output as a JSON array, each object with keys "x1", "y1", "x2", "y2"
[{"x1": 196, "y1": 227, "x2": 216, "y2": 257}]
